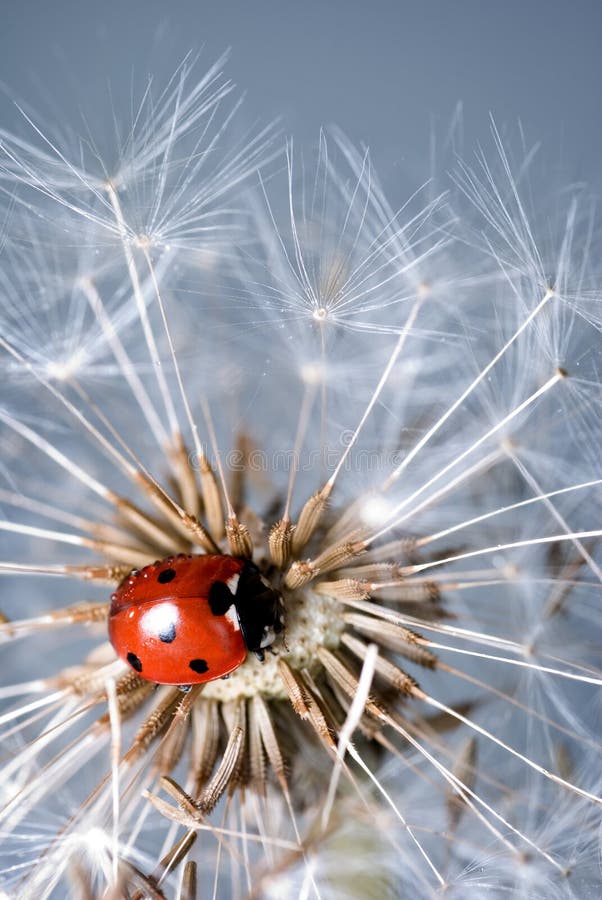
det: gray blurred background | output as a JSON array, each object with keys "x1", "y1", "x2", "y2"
[{"x1": 0, "y1": 0, "x2": 601, "y2": 188}]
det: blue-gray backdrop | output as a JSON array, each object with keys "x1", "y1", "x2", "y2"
[{"x1": 0, "y1": 0, "x2": 600, "y2": 188}]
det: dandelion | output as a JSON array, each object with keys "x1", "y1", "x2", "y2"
[{"x1": 0, "y1": 60, "x2": 601, "y2": 899}]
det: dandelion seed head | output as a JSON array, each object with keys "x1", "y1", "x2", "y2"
[
  {"x1": 69, "y1": 825, "x2": 111, "y2": 860},
  {"x1": 203, "y1": 588, "x2": 344, "y2": 702},
  {"x1": 44, "y1": 350, "x2": 87, "y2": 381},
  {"x1": 0, "y1": 58, "x2": 601, "y2": 899},
  {"x1": 359, "y1": 494, "x2": 395, "y2": 529},
  {"x1": 300, "y1": 360, "x2": 327, "y2": 385}
]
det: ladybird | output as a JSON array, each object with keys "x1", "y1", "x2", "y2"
[{"x1": 109, "y1": 554, "x2": 283, "y2": 686}]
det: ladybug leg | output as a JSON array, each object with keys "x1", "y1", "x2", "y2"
[
  {"x1": 277, "y1": 611, "x2": 288, "y2": 651},
  {"x1": 253, "y1": 649, "x2": 265, "y2": 662},
  {"x1": 178, "y1": 684, "x2": 192, "y2": 693}
]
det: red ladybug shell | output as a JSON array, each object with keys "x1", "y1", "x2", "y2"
[{"x1": 109, "y1": 555, "x2": 247, "y2": 685}]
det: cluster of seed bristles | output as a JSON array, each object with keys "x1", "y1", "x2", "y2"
[
  {"x1": 3, "y1": 427, "x2": 447, "y2": 865},
  {"x1": 14, "y1": 406, "x2": 595, "y2": 899},
  {"x1": 1, "y1": 55, "x2": 600, "y2": 900}
]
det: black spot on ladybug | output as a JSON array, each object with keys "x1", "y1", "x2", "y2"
[
  {"x1": 208, "y1": 580, "x2": 234, "y2": 616},
  {"x1": 157, "y1": 568, "x2": 176, "y2": 584},
  {"x1": 189, "y1": 658, "x2": 209, "y2": 674},
  {"x1": 127, "y1": 652, "x2": 143, "y2": 673},
  {"x1": 158, "y1": 622, "x2": 176, "y2": 643}
]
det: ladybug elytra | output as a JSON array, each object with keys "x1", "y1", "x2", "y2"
[{"x1": 108, "y1": 554, "x2": 283, "y2": 686}]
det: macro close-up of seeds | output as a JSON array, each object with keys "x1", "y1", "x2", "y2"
[{"x1": 0, "y1": 4, "x2": 601, "y2": 899}]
